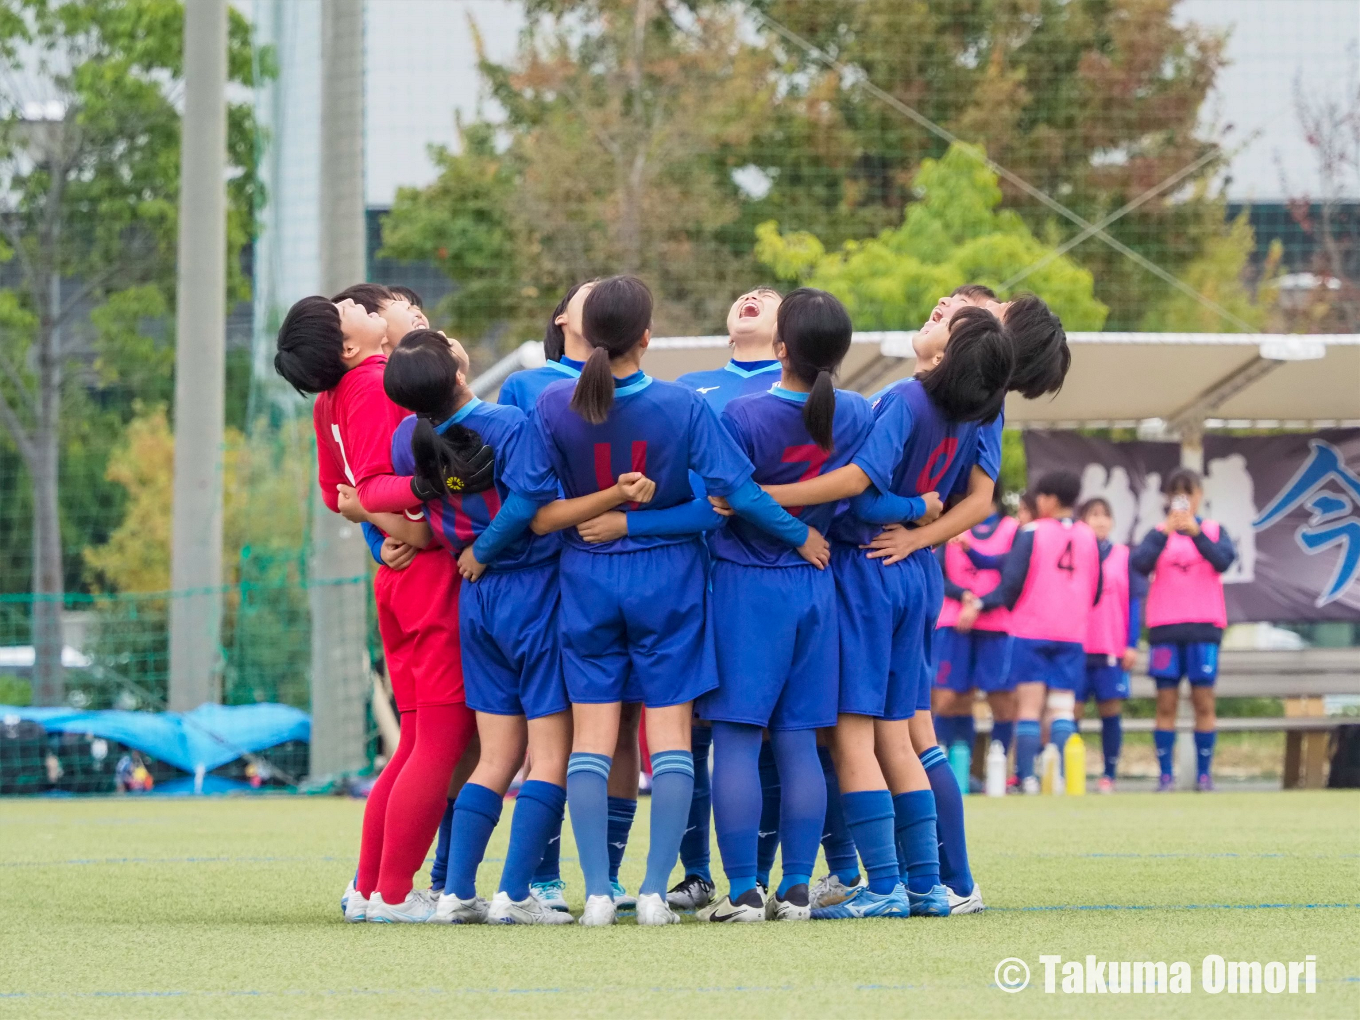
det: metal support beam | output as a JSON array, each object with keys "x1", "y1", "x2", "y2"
[{"x1": 167, "y1": 0, "x2": 228, "y2": 712}]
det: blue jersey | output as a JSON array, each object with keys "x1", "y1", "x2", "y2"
[
  {"x1": 531, "y1": 372, "x2": 754, "y2": 554},
  {"x1": 833, "y1": 378, "x2": 985, "y2": 546},
  {"x1": 391, "y1": 398, "x2": 560, "y2": 571},
  {"x1": 677, "y1": 359, "x2": 781, "y2": 411},
  {"x1": 711, "y1": 387, "x2": 873, "y2": 568},
  {"x1": 497, "y1": 356, "x2": 585, "y2": 412}
]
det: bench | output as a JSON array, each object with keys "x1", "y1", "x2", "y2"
[{"x1": 966, "y1": 648, "x2": 1360, "y2": 789}]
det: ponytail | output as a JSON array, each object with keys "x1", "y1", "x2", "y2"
[
  {"x1": 919, "y1": 305, "x2": 1014, "y2": 423},
  {"x1": 410, "y1": 414, "x2": 494, "y2": 497},
  {"x1": 569, "y1": 276, "x2": 653, "y2": 425},
  {"x1": 775, "y1": 288, "x2": 853, "y2": 452}
]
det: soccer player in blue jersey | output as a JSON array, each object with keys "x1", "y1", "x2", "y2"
[
  {"x1": 695, "y1": 288, "x2": 872, "y2": 923},
  {"x1": 676, "y1": 287, "x2": 784, "y2": 408},
  {"x1": 530, "y1": 276, "x2": 828, "y2": 926},
  {"x1": 761, "y1": 306, "x2": 1014, "y2": 920}
]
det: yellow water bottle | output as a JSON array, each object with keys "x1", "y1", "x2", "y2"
[
  {"x1": 1064, "y1": 733, "x2": 1086, "y2": 796},
  {"x1": 1039, "y1": 743, "x2": 1060, "y2": 795}
]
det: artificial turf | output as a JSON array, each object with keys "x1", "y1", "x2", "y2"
[{"x1": 0, "y1": 790, "x2": 1356, "y2": 1019}]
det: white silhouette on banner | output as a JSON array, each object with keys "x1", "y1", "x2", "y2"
[{"x1": 1203, "y1": 453, "x2": 1256, "y2": 584}]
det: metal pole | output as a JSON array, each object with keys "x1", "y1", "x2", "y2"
[
  {"x1": 167, "y1": 0, "x2": 228, "y2": 712},
  {"x1": 309, "y1": 0, "x2": 372, "y2": 779}
]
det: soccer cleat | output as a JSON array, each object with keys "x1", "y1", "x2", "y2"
[
  {"x1": 667, "y1": 873, "x2": 716, "y2": 910},
  {"x1": 809, "y1": 873, "x2": 865, "y2": 909},
  {"x1": 367, "y1": 888, "x2": 439, "y2": 924},
  {"x1": 1021, "y1": 776, "x2": 1041, "y2": 795},
  {"x1": 947, "y1": 882, "x2": 985, "y2": 915},
  {"x1": 1196, "y1": 774, "x2": 1214, "y2": 792},
  {"x1": 487, "y1": 890, "x2": 574, "y2": 925},
  {"x1": 342, "y1": 882, "x2": 368, "y2": 923},
  {"x1": 611, "y1": 880, "x2": 637, "y2": 911},
  {"x1": 907, "y1": 883, "x2": 951, "y2": 917},
  {"x1": 429, "y1": 892, "x2": 488, "y2": 925},
  {"x1": 699, "y1": 887, "x2": 765, "y2": 923},
  {"x1": 811, "y1": 883, "x2": 911, "y2": 920},
  {"x1": 766, "y1": 884, "x2": 811, "y2": 921},
  {"x1": 636, "y1": 892, "x2": 683, "y2": 925},
  {"x1": 1097, "y1": 776, "x2": 1116, "y2": 794},
  {"x1": 1157, "y1": 775, "x2": 1176, "y2": 792},
  {"x1": 529, "y1": 879, "x2": 570, "y2": 913},
  {"x1": 578, "y1": 894, "x2": 617, "y2": 927}
]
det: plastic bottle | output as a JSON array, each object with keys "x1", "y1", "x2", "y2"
[
  {"x1": 948, "y1": 741, "x2": 972, "y2": 793},
  {"x1": 985, "y1": 740, "x2": 1007, "y2": 797},
  {"x1": 1064, "y1": 733, "x2": 1087, "y2": 796},
  {"x1": 1039, "y1": 743, "x2": 1061, "y2": 795}
]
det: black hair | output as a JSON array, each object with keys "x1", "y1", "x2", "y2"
[
  {"x1": 917, "y1": 305, "x2": 1014, "y2": 423},
  {"x1": 776, "y1": 288, "x2": 852, "y2": 451},
  {"x1": 274, "y1": 296, "x2": 346, "y2": 395},
  {"x1": 1004, "y1": 294, "x2": 1069, "y2": 399},
  {"x1": 1019, "y1": 489, "x2": 1038, "y2": 517},
  {"x1": 383, "y1": 330, "x2": 492, "y2": 497},
  {"x1": 1164, "y1": 467, "x2": 1202, "y2": 496},
  {"x1": 386, "y1": 284, "x2": 423, "y2": 308},
  {"x1": 952, "y1": 283, "x2": 997, "y2": 301},
  {"x1": 1035, "y1": 470, "x2": 1082, "y2": 509},
  {"x1": 571, "y1": 276, "x2": 652, "y2": 425},
  {"x1": 1079, "y1": 496, "x2": 1112, "y2": 520},
  {"x1": 544, "y1": 280, "x2": 596, "y2": 363},
  {"x1": 331, "y1": 283, "x2": 394, "y2": 315}
]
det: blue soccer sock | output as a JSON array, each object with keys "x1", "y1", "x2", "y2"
[
  {"x1": 566, "y1": 752, "x2": 613, "y2": 899},
  {"x1": 678, "y1": 724, "x2": 713, "y2": 882},
  {"x1": 921, "y1": 744, "x2": 971, "y2": 896},
  {"x1": 429, "y1": 798, "x2": 455, "y2": 890},
  {"x1": 712, "y1": 721, "x2": 762, "y2": 899},
  {"x1": 606, "y1": 796, "x2": 636, "y2": 885},
  {"x1": 1194, "y1": 729, "x2": 1216, "y2": 779},
  {"x1": 1154, "y1": 729, "x2": 1176, "y2": 779},
  {"x1": 770, "y1": 729, "x2": 824, "y2": 897},
  {"x1": 1015, "y1": 720, "x2": 1042, "y2": 781},
  {"x1": 1050, "y1": 716, "x2": 1076, "y2": 756},
  {"x1": 1101, "y1": 715, "x2": 1123, "y2": 779},
  {"x1": 756, "y1": 739, "x2": 781, "y2": 889},
  {"x1": 954, "y1": 714, "x2": 977, "y2": 750},
  {"x1": 933, "y1": 715, "x2": 956, "y2": 748},
  {"x1": 891, "y1": 788, "x2": 941, "y2": 894},
  {"x1": 991, "y1": 720, "x2": 1015, "y2": 755},
  {"x1": 818, "y1": 745, "x2": 859, "y2": 884},
  {"x1": 530, "y1": 806, "x2": 563, "y2": 885},
  {"x1": 640, "y1": 750, "x2": 695, "y2": 897},
  {"x1": 841, "y1": 789, "x2": 900, "y2": 895},
  {"x1": 443, "y1": 783, "x2": 502, "y2": 900},
  {"x1": 498, "y1": 780, "x2": 566, "y2": 902}
]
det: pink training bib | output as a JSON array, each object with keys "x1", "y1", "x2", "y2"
[
  {"x1": 1145, "y1": 519, "x2": 1228, "y2": 629},
  {"x1": 1008, "y1": 517, "x2": 1101, "y2": 644},
  {"x1": 1085, "y1": 543, "x2": 1130, "y2": 656},
  {"x1": 937, "y1": 515, "x2": 1018, "y2": 632}
]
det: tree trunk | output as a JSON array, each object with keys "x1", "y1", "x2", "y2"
[{"x1": 31, "y1": 286, "x2": 64, "y2": 707}]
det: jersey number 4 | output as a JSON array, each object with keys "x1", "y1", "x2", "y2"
[
  {"x1": 781, "y1": 444, "x2": 830, "y2": 515},
  {"x1": 1056, "y1": 539, "x2": 1075, "y2": 576}
]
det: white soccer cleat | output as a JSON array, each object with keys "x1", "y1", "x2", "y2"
[
  {"x1": 948, "y1": 882, "x2": 985, "y2": 915},
  {"x1": 578, "y1": 894, "x2": 618, "y2": 927},
  {"x1": 809, "y1": 873, "x2": 864, "y2": 909},
  {"x1": 529, "y1": 879, "x2": 570, "y2": 912},
  {"x1": 367, "y1": 888, "x2": 438, "y2": 923},
  {"x1": 430, "y1": 891, "x2": 488, "y2": 925},
  {"x1": 1021, "y1": 776, "x2": 1041, "y2": 795},
  {"x1": 487, "y1": 890, "x2": 574, "y2": 925},
  {"x1": 342, "y1": 881, "x2": 368, "y2": 923},
  {"x1": 699, "y1": 888, "x2": 766, "y2": 923},
  {"x1": 635, "y1": 892, "x2": 682, "y2": 926},
  {"x1": 766, "y1": 884, "x2": 811, "y2": 921}
]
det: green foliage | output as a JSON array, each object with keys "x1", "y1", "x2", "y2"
[
  {"x1": 0, "y1": 672, "x2": 31, "y2": 705},
  {"x1": 1140, "y1": 210, "x2": 1279, "y2": 332},
  {"x1": 756, "y1": 144, "x2": 1108, "y2": 331}
]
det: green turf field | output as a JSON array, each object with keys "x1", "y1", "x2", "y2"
[{"x1": 1, "y1": 791, "x2": 1356, "y2": 1019}]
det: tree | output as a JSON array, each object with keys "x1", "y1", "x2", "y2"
[
  {"x1": 755, "y1": 143, "x2": 1108, "y2": 331},
  {"x1": 0, "y1": 0, "x2": 257, "y2": 704}
]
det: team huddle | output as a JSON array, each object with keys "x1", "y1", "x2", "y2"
[{"x1": 274, "y1": 272, "x2": 1234, "y2": 927}]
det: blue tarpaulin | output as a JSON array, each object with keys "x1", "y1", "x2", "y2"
[{"x1": 0, "y1": 703, "x2": 310, "y2": 774}]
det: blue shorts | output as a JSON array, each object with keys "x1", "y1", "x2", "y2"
[
  {"x1": 1008, "y1": 637, "x2": 1086, "y2": 692},
  {"x1": 934, "y1": 629, "x2": 1014, "y2": 694},
  {"x1": 558, "y1": 542, "x2": 717, "y2": 709},
  {"x1": 1080, "y1": 654, "x2": 1131, "y2": 702},
  {"x1": 460, "y1": 561, "x2": 569, "y2": 720},
  {"x1": 1149, "y1": 642, "x2": 1219, "y2": 688},
  {"x1": 833, "y1": 545, "x2": 929, "y2": 721},
  {"x1": 697, "y1": 561, "x2": 838, "y2": 731},
  {"x1": 917, "y1": 550, "x2": 944, "y2": 712}
]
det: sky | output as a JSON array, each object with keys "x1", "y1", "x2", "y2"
[{"x1": 357, "y1": 0, "x2": 1358, "y2": 206}]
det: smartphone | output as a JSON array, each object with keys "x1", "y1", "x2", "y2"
[{"x1": 1170, "y1": 495, "x2": 1190, "y2": 513}]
